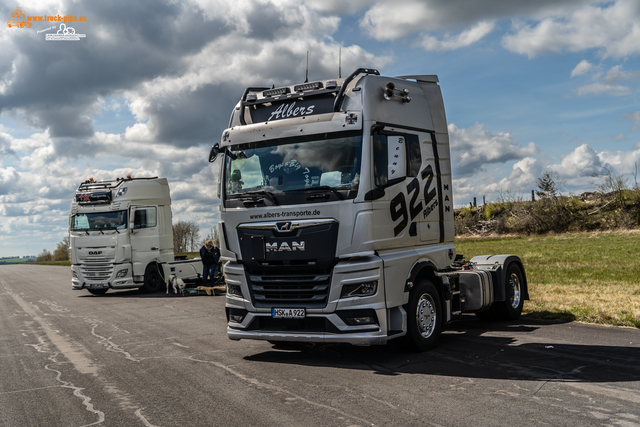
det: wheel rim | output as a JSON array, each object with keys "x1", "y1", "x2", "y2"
[
  {"x1": 509, "y1": 273, "x2": 521, "y2": 309},
  {"x1": 415, "y1": 293, "x2": 436, "y2": 339}
]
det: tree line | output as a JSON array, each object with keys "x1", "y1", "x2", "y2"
[{"x1": 456, "y1": 168, "x2": 640, "y2": 236}]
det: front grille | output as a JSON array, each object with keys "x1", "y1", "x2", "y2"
[
  {"x1": 247, "y1": 272, "x2": 331, "y2": 308},
  {"x1": 79, "y1": 263, "x2": 113, "y2": 282}
]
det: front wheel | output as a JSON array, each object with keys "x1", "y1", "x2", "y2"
[
  {"x1": 404, "y1": 280, "x2": 442, "y2": 351},
  {"x1": 142, "y1": 264, "x2": 164, "y2": 293}
]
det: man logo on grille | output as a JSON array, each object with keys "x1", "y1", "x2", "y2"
[{"x1": 276, "y1": 222, "x2": 292, "y2": 232}]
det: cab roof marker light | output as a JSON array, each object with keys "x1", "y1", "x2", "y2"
[
  {"x1": 294, "y1": 81, "x2": 323, "y2": 92},
  {"x1": 326, "y1": 80, "x2": 338, "y2": 89},
  {"x1": 263, "y1": 87, "x2": 290, "y2": 97},
  {"x1": 246, "y1": 93, "x2": 258, "y2": 102}
]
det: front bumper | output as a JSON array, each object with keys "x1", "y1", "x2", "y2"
[
  {"x1": 71, "y1": 264, "x2": 139, "y2": 290},
  {"x1": 227, "y1": 309, "x2": 389, "y2": 345},
  {"x1": 225, "y1": 255, "x2": 397, "y2": 345}
]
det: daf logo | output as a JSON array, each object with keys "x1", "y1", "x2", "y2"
[
  {"x1": 266, "y1": 241, "x2": 305, "y2": 252},
  {"x1": 275, "y1": 222, "x2": 292, "y2": 232},
  {"x1": 88, "y1": 251, "x2": 102, "y2": 255}
]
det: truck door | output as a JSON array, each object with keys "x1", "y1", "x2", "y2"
[
  {"x1": 371, "y1": 128, "x2": 442, "y2": 245},
  {"x1": 417, "y1": 133, "x2": 442, "y2": 244},
  {"x1": 130, "y1": 206, "x2": 160, "y2": 277}
]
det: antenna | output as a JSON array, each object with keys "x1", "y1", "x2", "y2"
[
  {"x1": 305, "y1": 51, "x2": 309, "y2": 83},
  {"x1": 339, "y1": 47, "x2": 341, "y2": 78}
]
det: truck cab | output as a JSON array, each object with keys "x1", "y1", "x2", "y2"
[
  {"x1": 211, "y1": 68, "x2": 528, "y2": 350},
  {"x1": 69, "y1": 176, "x2": 202, "y2": 295}
]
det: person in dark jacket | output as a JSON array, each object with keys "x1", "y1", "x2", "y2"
[{"x1": 199, "y1": 240, "x2": 219, "y2": 287}]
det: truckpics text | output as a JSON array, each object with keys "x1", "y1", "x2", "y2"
[
  {"x1": 209, "y1": 68, "x2": 528, "y2": 350},
  {"x1": 69, "y1": 176, "x2": 202, "y2": 295}
]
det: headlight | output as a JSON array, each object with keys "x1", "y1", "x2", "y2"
[
  {"x1": 116, "y1": 268, "x2": 128, "y2": 278},
  {"x1": 341, "y1": 281, "x2": 378, "y2": 298},
  {"x1": 72, "y1": 269, "x2": 78, "y2": 279},
  {"x1": 226, "y1": 284, "x2": 243, "y2": 297}
]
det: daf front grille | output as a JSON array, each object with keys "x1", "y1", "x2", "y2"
[{"x1": 79, "y1": 263, "x2": 113, "y2": 282}]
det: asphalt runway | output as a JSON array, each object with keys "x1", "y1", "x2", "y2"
[{"x1": 1, "y1": 264, "x2": 639, "y2": 426}]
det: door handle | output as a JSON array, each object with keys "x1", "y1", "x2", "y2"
[{"x1": 151, "y1": 247, "x2": 159, "y2": 250}]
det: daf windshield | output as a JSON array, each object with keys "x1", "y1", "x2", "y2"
[
  {"x1": 71, "y1": 211, "x2": 128, "y2": 231},
  {"x1": 224, "y1": 131, "x2": 362, "y2": 205}
]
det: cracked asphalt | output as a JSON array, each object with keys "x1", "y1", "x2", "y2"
[{"x1": 1, "y1": 264, "x2": 639, "y2": 427}]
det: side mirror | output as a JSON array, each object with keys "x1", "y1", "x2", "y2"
[{"x1": 209, "y1": 143, "x2": 220, "y2": 163}]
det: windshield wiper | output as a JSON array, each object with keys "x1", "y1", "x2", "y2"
[
  {"x1": 285, "y1": 186, "x2": 345, "y2": 200},
  {"x1": 231, "y1": 190, "x2": 280, "y2": 206}
]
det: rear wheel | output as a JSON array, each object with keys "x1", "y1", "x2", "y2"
[
  {"x1": 495, "y1": 264, "x2": 524, "y2": 320},
  {"x1": 142, "y1": 264, "x2": 164, "y2": 293},
  {"x1": 404, "y1": 280, "x2": 442, "y2": 352}
]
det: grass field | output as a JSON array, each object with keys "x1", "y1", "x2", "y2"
[{"x1": 455, "y1": 230, "x2": 640, "y2": 328}]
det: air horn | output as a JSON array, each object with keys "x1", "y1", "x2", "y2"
[{"x1": 383, "y1": 82, "x2": 411, "y2": 103}]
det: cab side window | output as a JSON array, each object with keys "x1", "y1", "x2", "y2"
[
  {"x1": 373, "y1": 131, "x2": 421, "y2": 187},
  {"x1": 133, "y1": 208, "x2": 157, "y2": 229},
  {"x1": 406, "y1": 134, "x2": 421, "y2": 177},
  {"x1": 373, "y1": 133, "x2": 388, "y2": 187}
]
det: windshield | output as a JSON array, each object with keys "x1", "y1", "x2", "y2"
[
  {"x1": 224, "y1": 131, "x2": 362, "y2": 199},
  {"x1": 71, "y1": 210, "x2": 128, "y2": 231}
]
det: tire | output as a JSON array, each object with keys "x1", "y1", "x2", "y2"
[
  {"x1": 404, "y1": 279, "x2": 442, "y2": 351},
  {"x1": 494, "y1": 263, "x2": 524, "y2": 320},
  {"x1": 88, "y1": 288, "x2": 108, "y2": 295},
  {"x1": 142, "y1": 264, "x2": 164, "y2": 293}
]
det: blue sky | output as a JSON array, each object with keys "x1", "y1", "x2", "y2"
[{"x1": 1, "y1": 0, "x2": 640, "y2": 257}]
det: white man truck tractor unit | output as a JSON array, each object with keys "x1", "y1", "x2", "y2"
[
  {"x1": 209, "y1": 68, "x2": 528, "y2": 350},
  {"x1": 69, "y1": 176, "x2": 202, "y2": 295}
]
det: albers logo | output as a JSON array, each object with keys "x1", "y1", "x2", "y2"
[{"x1": 268, "y1": 101, "x2": 315, "y2": 121}]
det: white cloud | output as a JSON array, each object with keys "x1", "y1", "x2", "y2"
[
  {"x1": 303, "y1": 0, "x2": 370, "y2": 15},
  {"x1": 449, "y1": 122, "x2": 539, "y2": 177},
  {"x1": 502, "y1": 0, "x2": 640, "y2": 58},
  {"x1": 420, "y1": 21, "x2": 495, "y2": 51},
  {"x1": 603, "y1": 65, "x2": 640, "y2": 84},
  {"x1": 548, "y1": 144, "x2": 601, "y2": 182},
  {"x1": 573, "y1": 82, "x2": 632, "y2": 97},
  {"x1": 571, "y1": 59, "x2": 593, "y2": 77},
  {"x1": 598, "y1": 147, "x2": 640, "y2": 176}
]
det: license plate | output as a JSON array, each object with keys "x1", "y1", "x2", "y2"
[
  {"x1": 271, "y1": 308, "x2": 305, "y2": 319},
  {"x1": 89, "y1": 284, "x2": 107, "y2": 289}
]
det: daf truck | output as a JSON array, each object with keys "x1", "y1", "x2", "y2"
[
  {"x1": 209, "y1": 68, "x2": 528, "y2": 350},
  {"x1": 69, "y1": 176, "x2": 202, "y2": 295}
]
